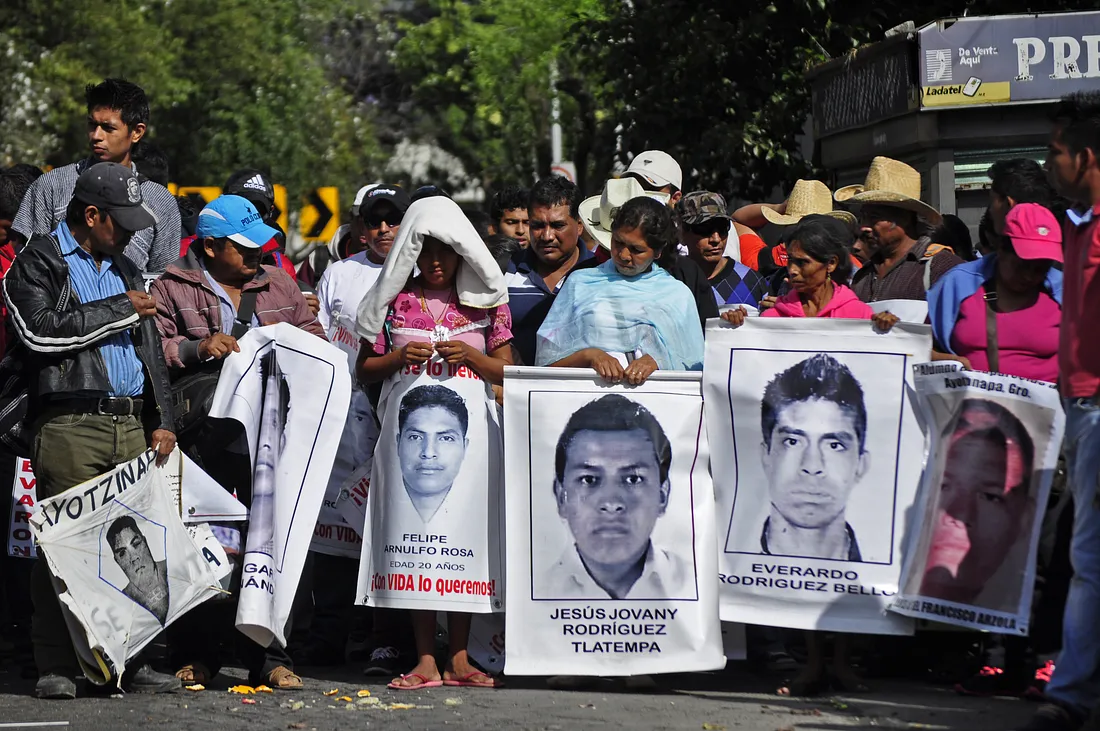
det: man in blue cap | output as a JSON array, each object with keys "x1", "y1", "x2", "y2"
[
  {"x1": 3, "y1": 161, "x2": 180, "y2": 699},
  {"x1": 151, "y1": 194, "x2": 323, "y2": 691}
]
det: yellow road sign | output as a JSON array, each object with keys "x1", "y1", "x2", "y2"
[
  {"x1": 273, "y1": 185, "x2": 289, "y2": 236},
  {"x1": 299, "y1": 187, "x2": 339, "y2": 242}
]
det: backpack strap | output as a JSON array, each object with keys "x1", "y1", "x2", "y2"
[
  {"x1": 231, "y1": 291, "x2": 259, "y2": 339},
  {"x1": 920, "y1": 243, "x2": 952, "y2": 292}
]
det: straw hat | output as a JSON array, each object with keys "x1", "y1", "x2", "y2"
[
  {"x1": 761, "y1": 179, "x2": 856, "y2": 226},
  {"x1": 834, "y1": 157, "x2": 943, "y2": 225},
  {"x1": 579, "y1": 178, "x2": 670, "y2": 250}
]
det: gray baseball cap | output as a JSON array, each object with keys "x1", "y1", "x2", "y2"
[{"x1": 73, "y1": 162, "x2": 157, "y2": 232}]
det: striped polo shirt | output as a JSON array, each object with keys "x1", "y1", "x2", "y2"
[
  {"x1": 504, "y1": 245, "x2": 593, "y2": 365},
  {"x1": 55, "y1": 222, "x2": 144, "y2": 397},
  {"x1": 13, "y1": 158, "x2": 181, "y2": 273}
]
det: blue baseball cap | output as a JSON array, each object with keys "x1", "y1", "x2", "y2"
[{"x1": 195, "y1": 195, "x2": 278, "y2": 249}]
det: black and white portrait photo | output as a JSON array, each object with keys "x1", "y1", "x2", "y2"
[
  {"x1": 723, "y1": 350, "x2": 905, "y2": 565},
  {"x1": 103, "y1": 514, "x2": 170, "y2": 625},
  {"x1": 531, "y1": 393, "x2": 698, "y2": 601},
  {"x1": 396, "y1": 384, "x2": 470, "y2": 522}
]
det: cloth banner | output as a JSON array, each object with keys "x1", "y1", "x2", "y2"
[
  {"x1": 8, "y1": 457, "x2": 36, "y2": 558},
  {"x1": 311, "y1": 390, "x2": 375, "y2": 558},
  {"x1": 889, "y1": 362, "x2": 1065, "y2": 635},
  {"x1": 356, "y1": 357, "x2": 504, "y2": 612},
  {"x1": 503, "y1": 367, "x2": 724, "y2": 676},
  {"x1": 704, "y1": 318, "x2": 930, "y2": 635},
  {"x1": 30, "y1": 450, "x2": 221, "y2": 683},
  {"x1": 208, "y1": 323, "x2": 351, "y2": 647},
  {"x1": 335, "y1": 458, "x2": 372, "y2": 538}
]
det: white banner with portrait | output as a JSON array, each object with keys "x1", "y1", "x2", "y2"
[
  {"x1": 889, "y1": 363, "x2": 1065, "y2": 635},
  {"x1": 208, "y1": 323, "x2": 352, "y2": 647},
  {"x1": 310, "y1": 390, "x2": 375, "y2": 558},
  {"x1": 704, "y1": 318, "x2": 930, "y2": 635},
  {"x1": 30, "y1": 450, "x2": 222, "y2": 684},
  {"x1": 503, "y1": 368, "x2": 724, "y2": 676},
  {"x1": 356, "y1": 358, "x2": 504, "y2": 613}
]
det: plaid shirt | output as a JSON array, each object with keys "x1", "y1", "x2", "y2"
[
  {"x1": 12, "y1": 158, "x2": 181, "y2": 273},
  {"x1": 711, "y1": 257, "x2": 767, "y2": 308}
]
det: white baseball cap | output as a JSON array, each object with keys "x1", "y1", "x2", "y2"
[
  {"x1": 350, "y1": 184, "x2": 381, "y2": 216},
  {"x1": 624, "y1": 150, "x2": 682, "y2": 192}
]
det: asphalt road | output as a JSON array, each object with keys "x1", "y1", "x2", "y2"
[{"x1": 0, "y1": 662, "x2": 1034, "y2": 731}]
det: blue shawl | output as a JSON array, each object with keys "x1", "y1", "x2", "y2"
[
  {"x1": 927, "y1": 254, "x2": 1063, "y2": 354},
  {"x1": 535, "y1": 260, "x2": 705, "y2": 371}
]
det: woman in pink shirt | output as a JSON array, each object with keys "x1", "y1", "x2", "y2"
[
  {"x1": 720, "y1": 214, "x2": 894, "y2": 696},
  {"x1": 722, "y1": 215, "x2": 897, "y2": 330},
  {"x1": 927, "y1": 203, "x2": 1063, "y2": 384}
]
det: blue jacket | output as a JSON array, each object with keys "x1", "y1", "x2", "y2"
[{"x1": 927, "y1": 254, "x2": 1062, "y2": 354}]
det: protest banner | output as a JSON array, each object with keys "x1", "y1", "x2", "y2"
[
  {"x1": 704, "y1": 318, "x2": 930, "y2": 635},
  {"x1": 889, "y1": 362, "x2": 1065, "y2": 635},
  {"x1": 8, "y1": 457, "x2": 36, "y2": 558},
  {"x1": 311, "y1": 391, "x2": 375, "y2": 558},
  {"x1": 503, "y1": 367, "x2": 724, "y2": 676},
  {"x1": 30, "y1": 450, "x2": 222, "y2": 683},
  {"x1": 335, "y1": 458, "x2": 372, "y2": 537},
  {"x1": 161, "y1": 449, "x2": 248, "y2": 524},
  {"x1": 208, "y1": 323, "x2": 351, "y2": 647},
  {"x1": 356, "y1": 357, "x2": 504, "y2": 613}
]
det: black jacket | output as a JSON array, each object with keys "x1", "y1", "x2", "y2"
[{"x1": 2, "y1": 234, "x2": 175, "y2": 433}]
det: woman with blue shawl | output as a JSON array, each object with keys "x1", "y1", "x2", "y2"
[{"x1": 535, "y1": 197, "x2": 704, "y2": 383}]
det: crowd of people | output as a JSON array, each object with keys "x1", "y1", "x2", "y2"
[{"x1": 0, "y1": 76, "x2": 1098, "y2": 731}]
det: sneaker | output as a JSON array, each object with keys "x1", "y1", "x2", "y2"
[
  {"x1": 35, "y1": 673, "x2": 76, "y2": 700},
  {"x1": 1024, "y1": 661, "x2": 1056, "y2": 701},
  {"x1": 122, "y1": 664, "x2": 182, "y2": 694},
  {"x1": 954, "y1": 665, "x2": 1027, "y2": 697},
  {"x1": 363, "y1": 646, "x2": 400, "y2": 676},
  {"x1": 1016, "y1": 702, "x2": 1086, "y2": 731}
]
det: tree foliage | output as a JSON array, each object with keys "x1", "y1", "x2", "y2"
[
  {"x1": 0, "y1": 0, "x2": 382, "y2": 202},
  {"x1": 582, "y1": 0, "x2": 1081, "y2": 201}
]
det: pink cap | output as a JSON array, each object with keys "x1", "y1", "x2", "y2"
[{"x1": 1003, "y1": 203, "x2": 1063, "y2": 263}]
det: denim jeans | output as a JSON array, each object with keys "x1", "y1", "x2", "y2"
[{"x1": 1045, "y1": 399, "x2": 1100, "y2": 715}]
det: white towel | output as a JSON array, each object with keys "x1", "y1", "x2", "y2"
[{"x1": 354, "y1": 196, "x2": 509, "y2": 343}]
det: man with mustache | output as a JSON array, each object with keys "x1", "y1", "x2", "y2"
[
  {"x1": 11, "y1": 79, "x2": 180, "y2": 273},
  {"x1": 540, "y1": 395, "x2": 690, "y2": 600},
  {"x1": 838, "y1": 157, "x2": 962, "y2": 303},
  {"x1": 678, "y1": 191, "x2": 767, "y2": 309},
  {"x1": 504, "y1": 177, "x2": 592, "y2": 365},
  {"x1": 107, "y1": 516, "x2": 170, "y2": 626},
  {"x1": 757, "y1": 354, "x2": 868, "y2": 561}
]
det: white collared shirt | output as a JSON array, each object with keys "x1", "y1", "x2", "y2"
[{"x1": 538, "y1": 542, "x2": 694, "y2": 600}]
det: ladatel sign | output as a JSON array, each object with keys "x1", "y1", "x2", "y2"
[{"x1": 918, "y1": 11, "x2": 1100, "y2": 110}]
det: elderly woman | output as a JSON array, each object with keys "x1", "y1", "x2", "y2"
[
  {"x1": 928, "y1": 203, "x2": 1062, "y2": 383},
  {"x1": 537, "y1": 196, "x2": 704, "y2": 383},
  {"x1": 355, "y1": 197, "x2": 512, "y2": 690},
  {"x1": 720, "y1": 214, "x2": 894, "y2": 696},
  {"x1": 722, "y1": 214, "x2": 897, "y2": 330}
]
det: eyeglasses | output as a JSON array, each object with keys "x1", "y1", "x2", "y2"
[
  {"x1": 364, "y1": 213, "x2": 402, "y2": 229},
  {"x1": 687, "y1": 219, "x2": 729, "y2": 239}
]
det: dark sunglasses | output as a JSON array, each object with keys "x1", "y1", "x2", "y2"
[
  {"x1": 687, "y1": 219, "x2": 729, "y2": 239},
  {"x1": 364, "y1": 212, "x2": 402, "y2": 229}
]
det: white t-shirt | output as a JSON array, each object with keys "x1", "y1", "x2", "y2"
[{"x1": 316, "y1": 250, "x2": 385, "y2": 372}]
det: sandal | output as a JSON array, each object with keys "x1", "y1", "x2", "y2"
[
  {"x1": 388, "y1": 673, "x2": 443, "y2": 690},
  {"x1": 265, "y1": 665, "x2": 303, "y2": 690},
  {"x1": 175, "y1": 662, "x2": 212, "y2": 685},
  {"x1": 443, "y1": 670, "x2": 502, "y2": 689}
]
